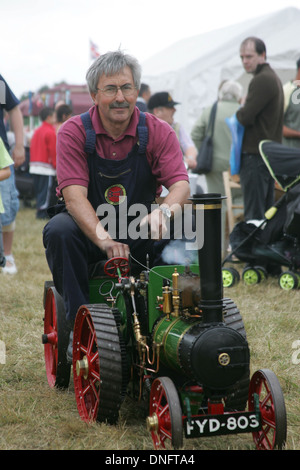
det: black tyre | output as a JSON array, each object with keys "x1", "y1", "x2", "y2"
[{"x1": 223, "y1": 298, "x2": 250, "y2": 411}]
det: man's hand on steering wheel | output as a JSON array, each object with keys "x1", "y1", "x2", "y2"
[{"x1": 100, "y1": 238, "x2": 130, "y2": 261}]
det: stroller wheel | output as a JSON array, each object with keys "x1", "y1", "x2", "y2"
[
  {"x1": 242, "y1": 267, "x2": 261, "y2": 285},
  {"x1": 222, "y1": 267, "x2": 240, "y2": 288},
  {"x1": 255, "y1": 265, "x2": 268, "y2": 281},
  {"x1": 278, "y1": 271, "x2": 299, "y2": 290}
]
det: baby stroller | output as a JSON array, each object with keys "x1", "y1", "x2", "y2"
[{"x1": 222, "y1": 140, "x2": 300, "y2": 290}]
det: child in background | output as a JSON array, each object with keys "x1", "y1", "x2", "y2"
[{"x1": 0, "y1": 138, "x2": 14, "y2": 268}]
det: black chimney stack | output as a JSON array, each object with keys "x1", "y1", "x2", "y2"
[{"x1": 191, "y1": 193, "x2": 225, "y2": 324}]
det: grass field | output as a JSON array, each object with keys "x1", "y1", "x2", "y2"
[{"x1": 0, "y1": 206, "x2": 299, "y2": 450}]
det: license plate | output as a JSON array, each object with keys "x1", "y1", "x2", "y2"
[{"x1": 184, "y1": 411, "x2": 261, "y2": 438}]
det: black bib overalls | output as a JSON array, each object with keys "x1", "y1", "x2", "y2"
[{"x1": 43, "y1": 112, "x2": 168, "y2": 325}]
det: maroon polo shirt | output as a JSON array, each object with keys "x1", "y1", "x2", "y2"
[{"x1": 56, "y1": 105, "x2": 188, "y2": 198}]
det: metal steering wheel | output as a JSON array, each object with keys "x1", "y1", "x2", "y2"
[{"x1": 104, "y1": 257, "x2": 130, "y2": 278}]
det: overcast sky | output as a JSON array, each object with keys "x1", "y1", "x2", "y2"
[{"x1": 1, "y1": 0, "x2": 299, "y2": 98}]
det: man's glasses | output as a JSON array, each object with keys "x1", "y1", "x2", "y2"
[{"x1": 97, "y1": 84, "x2": 137, "y2": 97}]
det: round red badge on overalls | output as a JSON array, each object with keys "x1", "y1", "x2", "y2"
[{"x1": 105, "y1": 184, "x2": 126, "y2": 205}]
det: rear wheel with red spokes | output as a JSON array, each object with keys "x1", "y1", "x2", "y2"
[
  {"x1": 42, "y1": 286, "x2": 71, "y2": 389},
  {"x1": 248, "y1": 368, "x2": 287, "y2": 450},
  {"x1": 73, "y1": 304, "x2": 128, "y2": 424},
  {"x1": 73, "y1": 306, "x2": 100, "y2": 422},
  {"x1": 147, "y1": 377, "x2": 183, "y2": 449}
]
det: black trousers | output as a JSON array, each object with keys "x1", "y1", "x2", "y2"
[
  {"x1": 33, "y1": 174, "x2": 57, "y2": 219},
  {"x1": 239, "y1": 153, "x2": 274, "y2": 221}
]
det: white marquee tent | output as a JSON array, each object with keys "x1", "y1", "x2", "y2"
[{"x1": 141, "y1": 6, "x2": 300, "y2": 133}]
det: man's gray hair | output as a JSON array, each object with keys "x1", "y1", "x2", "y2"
[
  {"x1": 86, "y1": 50, "x2": 142, "y2": 95},
  {"x1": 218, "y1": 80, "x2": 243, "y2": 102}
]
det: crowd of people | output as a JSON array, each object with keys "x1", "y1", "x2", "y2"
[
  {"x1": 0, "y1": 74, "x2": 25, "y2": 274},
  {"x1": 1, "y1": 35, "x2": 299, "y2": 291},
  {"x1": 0, "y1": 80, "x2": 72, "y2": 273}
]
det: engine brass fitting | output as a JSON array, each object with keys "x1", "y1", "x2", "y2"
[
  {"x1": 172, "y1": 268, "x2": 180, "y2": 317},
  {"x1": 162, "y1": 285, "x2": 172, "y2": 319},
  {"x1": 133, "y1": 312, "x2": 147, "y2": 350}
]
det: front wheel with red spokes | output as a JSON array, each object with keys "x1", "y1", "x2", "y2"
[
  {"x1": 147, "y1": 377, "x2": 183, "y2": 449},
  {"x1": 73, "y1": 304, "x2": 128, "y2": 424},
  {"x1": 248, "y1": 368, "x2": 287, "y2": 450}
]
